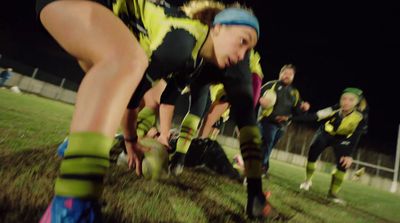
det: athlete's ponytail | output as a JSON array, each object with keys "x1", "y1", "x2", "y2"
[{"x1": 181, "y1": 0, "x2": 225, "y2": 26}]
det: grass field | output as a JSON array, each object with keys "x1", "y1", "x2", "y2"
[{"x1": 1, "y1": 88, "x2": 400, "y2": 223}]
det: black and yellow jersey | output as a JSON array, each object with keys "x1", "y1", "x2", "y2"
[
  {"x1": 112, "y1": 0, "x2": 209, "y2": 81},
  {"x1": 317, "y1": 103, "x2": 369, "y2": 135},
  {"x1": 322, "y1": 109, "x2": 364, "y2": 138},
  {"x1": 161, "y1": 49, "x2": 263, "y2": 107},
  {"x1": 293, "y1": 105, "x2": 367, "y2": 139},
  {"x1": 207, "y1": 50, "x2": 263, "y2": 121},
  {"x1": 189, "y1": 50, "x2": 260, "y2": 128},
  {"x1": 209, "y1": 50, "x2": 263, "y2": 102},
  {"x1": 258, "y1": 80, "x2": 303, "y2": 122},
  {"x1": 160, "y1": 50, "x2": 260, "y2": 129},
  {"x1": 292, "y1": 105, "x2": 367, "y2": 155},
  {"x1": 111, "y1": 0, "x2": 213, "y2": 109}
]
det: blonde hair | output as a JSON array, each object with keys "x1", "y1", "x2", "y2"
[
  {"x1": 181, "y1": 0, "x2": 255, "y2": 26},
  {"x1": 181, "y1": 0, "x2": 225, "y2": 26},
  {"x1": 226, "y1": 2, "x2": 255, "y2": 15},
  {"x1": 279, "y1": 64, "x2": 296, "y2": 74}
]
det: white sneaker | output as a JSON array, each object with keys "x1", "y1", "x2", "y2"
[
  {"x1": 331, "y1": 197, "x2": 346, "y2": 205},
  {"x1": 299, "y1": 180, "x2": 312, "y2": 191},
  {"x1": 117, "y1": 151, "x2": 129, "y2": 167},
  {"x1": 243, "y1": 177, "x2": 247, "y2": 186},
  {"x1": 328, "y1": 193, "x2": 346, "y2": 205}
]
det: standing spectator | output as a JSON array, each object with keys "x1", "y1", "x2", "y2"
[{"x1": 258, "y1": 64, "x2": 310, "y2": 175}]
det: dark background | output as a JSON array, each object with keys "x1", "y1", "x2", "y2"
[{"x1": 0, "y1": 0, "x2": 399, "y2": 154}]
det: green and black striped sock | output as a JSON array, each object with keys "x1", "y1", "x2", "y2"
[
  {"x1": 239, "y1": 126, "x2": 263, "y2": 196},
  {"x1": 136, "y1": 107, "x2": 156, "y2": 138},
  {"x1": 306, "y1": 161, "x2": 316, "y2": 181},
  {"x1": 55, "y1": 132, "x2": 113, "y2": 198},
  {"x1": 176, "y1": 113, "x2": 200, "y2": 154},
  {"x1": 329, "y1": 170, "x2": 346, "y2": 195}
]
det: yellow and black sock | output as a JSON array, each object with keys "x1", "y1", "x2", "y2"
[
  {"x1": 239, "y1": 126, "x2": 263, "y2": 196},
  {"x1": 208, "y1": 128, "x2": 219, "y2": 141},
  {"x1": 176, "y1": 113, "x2": 200, "y2": 154},
  {"x1": 329, "y1": 170, "x2": 346, "y2": 195},
  {"x1": 306, "y1": 161, "x2": 317, "y2": 181},
  {"x1": 137, "y1": 107, "x2": 156, "y2": 138},
  {"x1": 55, "y1": 132, "x2": 113, "y2": 198}
]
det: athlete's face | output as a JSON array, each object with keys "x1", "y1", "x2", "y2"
[
  {"x1": 211, "y1": 24, "x2": 258, "y2": 68},
  {"x1": 279, "y1": 68, "x2": 295, "y2": 85},
  {"x1": 340, "y1": 93, "x2": 358, "y2": 112}
]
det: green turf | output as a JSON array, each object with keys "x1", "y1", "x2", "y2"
[
  {"x1": 1, "y1": 89, "x2": 399, "y2": 222},
  {"x1": 0, "y1": 89, "x2": 73, "y2": 151},
  {"x1": 268, "y1": 160, "x2": 400, "y2": 223}
]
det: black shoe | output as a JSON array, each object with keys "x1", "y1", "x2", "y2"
[
  {"x1": 169, "y1": 152, "x2": 186, "y2": 176},
  {"x1": 246, "y1": 192, "x2": 272, "y2": 219}
]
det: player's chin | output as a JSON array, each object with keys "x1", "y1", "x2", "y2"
[{"x1": 217, "y1": 59, "x2": 227, "y2": 69}]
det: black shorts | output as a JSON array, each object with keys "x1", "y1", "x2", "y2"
[{"x1": 36, "y1": 0, "x2": 112, "y2": 17}]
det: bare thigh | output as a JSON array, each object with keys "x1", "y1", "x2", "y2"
[{"x1": 40, "y1": 0, "x2": 147, "y2": 70}]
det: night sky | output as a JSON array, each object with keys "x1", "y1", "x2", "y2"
[{"x1": 0, "y1": 0, "x2": 399, "y2": 154}]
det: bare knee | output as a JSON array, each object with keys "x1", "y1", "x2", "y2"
[
  {"x1": 114, "y1": 47, "x2": 148, "y2": 73},
  {"x1": 94, "y1": 48, "x2": 149, "y2": 82}
]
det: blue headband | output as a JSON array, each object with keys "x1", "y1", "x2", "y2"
[{"x1": 213, "y1": 8, "x2": 260, "y2": 38}]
